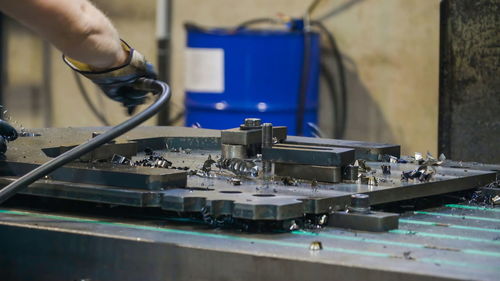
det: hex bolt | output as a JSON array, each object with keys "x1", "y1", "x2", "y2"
[
  {"x1": 262, "y1": 123, "x2": 273, "y2": 148},
  {"x1": 261, "y1": 123, "x2": 273, "y2": 179},
  {"x1": 348, "y1": 193, "x2": 371, "y2": 213},
  {"x1": 244, "y1": 118, "x2": 262, "y2": 128}
]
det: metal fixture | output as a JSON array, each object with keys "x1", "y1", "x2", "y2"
[{"x1": 261, "y1": 123, "x2": 273, "y2": 178}]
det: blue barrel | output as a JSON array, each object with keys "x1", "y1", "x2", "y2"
[{"x1": 184, "y1": 26, "x2": 320, "y2": 136}]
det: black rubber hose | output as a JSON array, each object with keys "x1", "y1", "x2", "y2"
[
  {"x1": 320, "y1": 61, "x2": 341, "y2": 138},
  {"x1": 73, "y1": 72, "x2": 110, "y2": 126},
  {"x1": 0, "y1": 78, "x2": 171, "y2": 204},
  {"x1": 234, "y1": 18, "x2": 281, "y2": 30},
  {"x1": 296, "y1": 31, "x2": 313, "y2": 136},
  {"x1": 311, "y1": 20, "x2": 347, "y2": 138}
]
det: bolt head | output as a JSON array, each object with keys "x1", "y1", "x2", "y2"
[{"x1": 244, "y1": 118, "x2": 261, "y2": 127}]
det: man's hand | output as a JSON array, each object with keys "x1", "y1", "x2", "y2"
[{"x1": 64, "y1": 41, "x2": 157, "y2": 114}]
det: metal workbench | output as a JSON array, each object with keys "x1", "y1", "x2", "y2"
[{"x1": 1, "y1": 202, "x2": 499, "y2": 281}]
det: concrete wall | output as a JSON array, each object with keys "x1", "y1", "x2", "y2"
[
  {"x1": 3, "y1": 0, "x2": 440, "y2": 156},
  {"x1": 169, "y1": 0, "x2": 440, "y2": 155}
]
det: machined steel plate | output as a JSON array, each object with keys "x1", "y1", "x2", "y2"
[
  {"x1": 161, "y1": 188, "x2": 304, "y2": 220},
  {"x1": 262, "y1": 143, "x2": 355, "y2": 166},
  {"x1": 284, "y1": 135, "x2": 401, "y2": 160},
  {"x1": 0, "y1": 161, "x2": 187, "y2": 190},
  {"x1": 274, "y1": 163, "x2": 342, "y2": 183},
  {"x1": 0, "y1": 126, "x2": 496, "y2": 223},
  {"x1": 221, "y1": 126, "x2": 287, "y2": 145}
]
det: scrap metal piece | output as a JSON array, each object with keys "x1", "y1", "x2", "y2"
[
  {"x1": 202, "y1": 155, "x2": 216, "y2": 173},
  {"x1": 274, "y1": 163, "x2": 341, "y2": 183},
  {"x1": 134, "y1": 155, "x2": 173, "y2": 169},
  {"x1": 262, "y1": 144, "x2": 354, "y2": 167},
  {"x1": 401, "y1": 165, "x2": 435, "y2": 182},
  {"x1": 281, "y1": 176, "x2": 298, "y2": 186},
  {"x1": 368, "y1": 176, "x2": 378, "y2": 186},
  {"x1": 439, "y1": 153, "x2": 447, "y2": 162},
  {"x1": 414, "y1": 152, "x2": 424, "y2": 164},
  {"x1": 229, "y1": 178, "x2": 241, "y2": 186},
  {"x1": 221, "y1": 144, "x2": 247, "y2": 159},
  {"x1": 111, "y1": 154, "x2": 131, "y2": 165},
  {"x1": 358, "y1": 175, "x2": 369, "y2": 185},
  {"x1": 328, "y1": 211, "x2": 399, "y2": 232},
  {"x1": 284, "y1": 136, "x2": 400, "y2": 161},
  {"x1": 354, "y1": 159, "x2": 371, "y2": 172},
  {"x1": 381, "y1": 165, "x2": 391, "y2": 175},
  {"x1": 492, "y1": 195, "x2": 500, "y2": 205}
]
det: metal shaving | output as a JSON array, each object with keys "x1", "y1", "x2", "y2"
[
  {"x1": 229, "y1": 177, "x2": 241, "y2": 186},
  {"x1": 354, "y1": 159, "x2": 371, "y2": 172},
  {"x1": 134, "y1": 155, "x2": 172, "y2": 168},
  {"x1": 401, "y1": 165, "x2": 435, "y2": 182},
  {"x1": 492, "y1": 195, "x2": 500, "y2": 205},
  {"x1": 111, "y1": 154, "x2": 131, "y2": 165},
  {"x1": 282, "y1": 176, "x2": 298, "y2": 186},
  {"x1": 381, "y1": 165, "x2": 391, "y2": 175},
  {"x1": 202, "y1": 155, "x2": 216, "y2": 173}
]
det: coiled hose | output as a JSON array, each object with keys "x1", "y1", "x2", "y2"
[{"x1": 0, "y1": 78, "x2": 171, "y2": 204}]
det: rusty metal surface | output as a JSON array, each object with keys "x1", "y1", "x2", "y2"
[{"x1": 439, "y1": 0, "x2": 500, "y2": 164}]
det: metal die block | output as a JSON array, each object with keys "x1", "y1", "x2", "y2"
[
  {"x1": 300, "y1": 196, "x2": 350, "y2": 214},
  {"x1": 221, "y1": 144, "x2": 247, "y2": 159},
  {"x1": 232, "y1": 194, "x2": 304, "y2": 221},
  {"x1": 284, "y1": 136, "x2": 401, "y2": 160},
  {"x1": 328, "y1": 211, "x2": 399, "y2": 232},
  {"x1": 221, "y1": 127, "x2": 287, "y2": 145},
  {"x1": 262, "y1": 144, "x2": 355, "y2": 167},
  {"x1": 274, "y1": 163, "x2": 341, "y2": 183}
]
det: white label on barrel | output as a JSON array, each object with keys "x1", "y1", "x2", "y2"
[{"x1": 185, "y1": 48, "x2": 224, "y2": 93}]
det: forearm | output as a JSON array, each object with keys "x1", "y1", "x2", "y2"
[{"x1": 0, "y1": 0, "x2": 127, "y2": 69}]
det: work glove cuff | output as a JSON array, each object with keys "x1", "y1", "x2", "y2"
[
  {"x1": 63, "y1": 39, "x2": 157, "y2": 114},
  {"x1": 63, "y1": 40, "x2": 155, "y2": 82}
]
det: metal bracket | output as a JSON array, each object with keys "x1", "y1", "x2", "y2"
[{"x1": 328, "y1": 211, "x2": 399, "y2": 232}]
